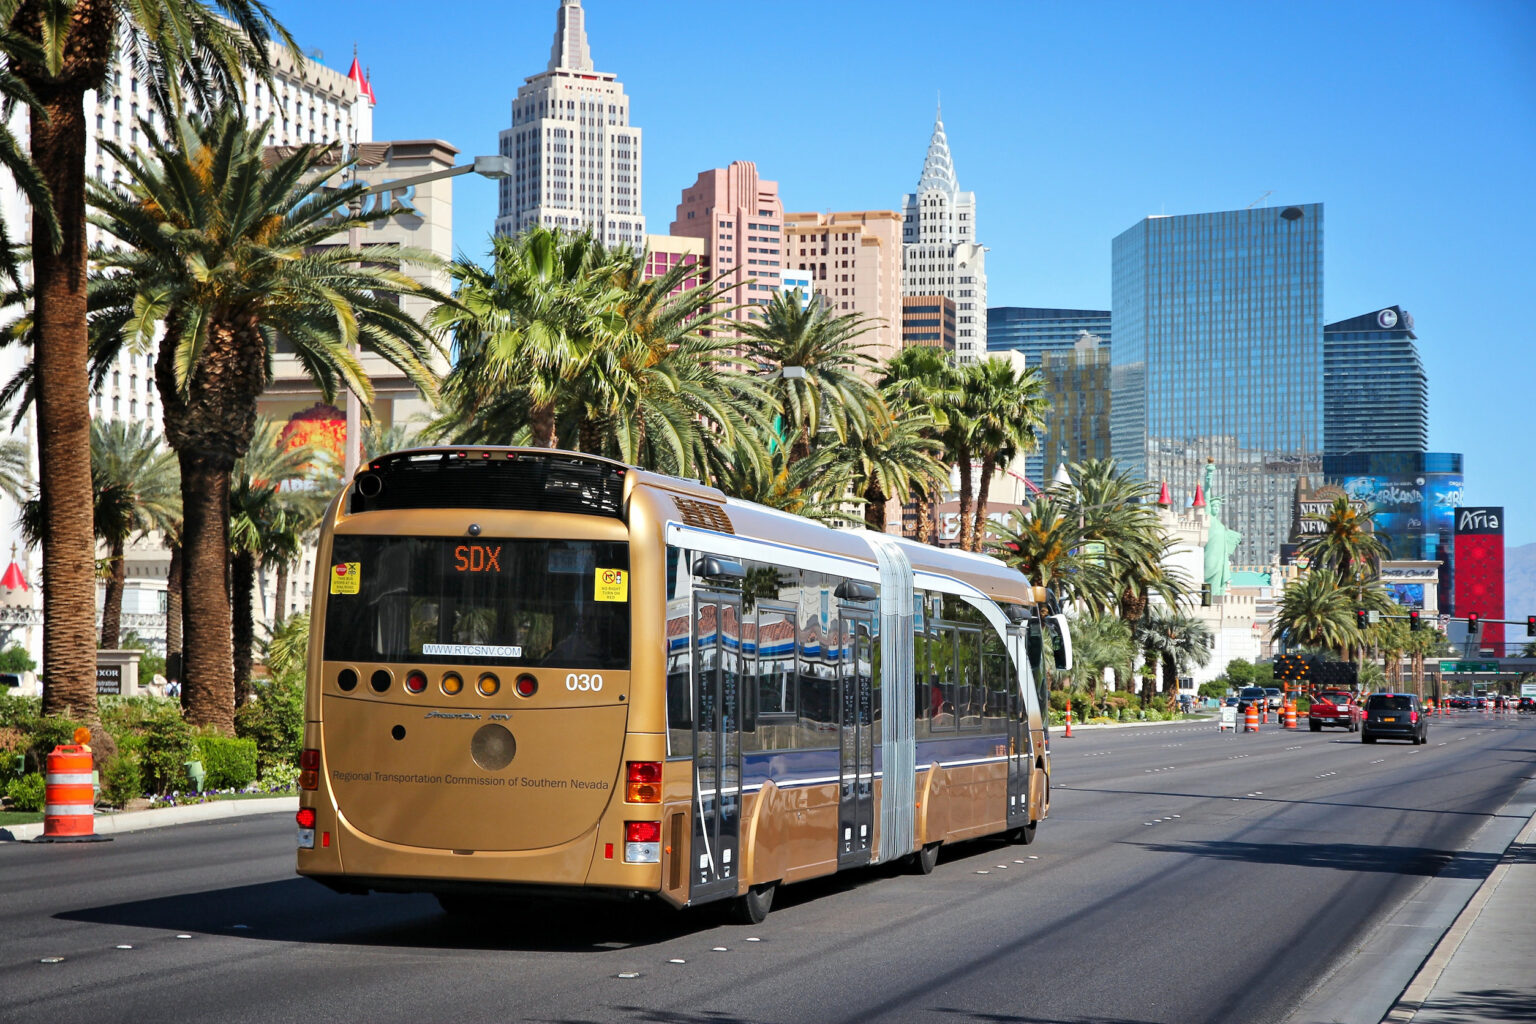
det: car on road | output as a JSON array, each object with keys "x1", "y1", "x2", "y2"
[
  {"x1": 1362, "y1": 692, "x2": 1428, "y2": 745},
  {"x1": 1518, "y1": 696, "x2": 1536, "y2": 714},
  {"x1": 1237, "y1": 686, "x2": 1268, "y2": 714},
  {"x1": 1264, "y1": 686, "x2": 1283, "y2": 710},
  {"x1": 1308, "y1": 689, "x2": 1361, "y2": 732}
]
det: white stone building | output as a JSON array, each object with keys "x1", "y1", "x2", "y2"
[
  {"x1": 495, "y1": 0, "x2": 645, "y2": 247},
  {"x1": 901, "y1": 107, "x2": 987, "y2": 362}
]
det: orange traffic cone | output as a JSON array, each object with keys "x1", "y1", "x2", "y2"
[{"x1": 1064, "y1": 699, "x2": 1074, "y2": 738}]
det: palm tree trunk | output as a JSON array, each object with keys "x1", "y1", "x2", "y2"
[
  {"x1": 167, "y1": 543, "x2": 183, "y2": 691},
  {"x1": 530, "y1": 401, "x2": 558, "y2": 448},
  {"x1": 100, "y1": 540, "x2": 126, "y2": 649},
  {"x1": 970, "y1": 455, "x2": 996, "y2": 553},
  {"x1": 863, "y1": 481, "x2": 887, "y2": 533},
  {"x1": 956, "y1": 452, "x2": 975, "y2": 550},
  {"x1": 28, "y1": 69, "x2": 99, "y2": 725},
  {"x1": 915, "y1": 487, "x2": 935, "y2": 544},
  {"x1": 273, "y1": 559, "x2": 289, "y2": 625},
  {"x1": 231, "y1": 549, "x2": 256, "y2": 706},
  {"x1": 576, "y1": 412, "x2": 604, "y2": 455},
  {"x1": 179, "y1": 449, "x2": 236, "y2": 732}
]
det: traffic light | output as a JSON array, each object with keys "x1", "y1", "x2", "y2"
[
  {"x1": 1467, "y1": 612, "x2": 1480, "y2": 635},
  {"x1": 1409, "y1": 609, "x2": 1421, "y2": 631},
  {"x1": 1200, "y1": 583, "x2": 1211, "y2": 608},
  {"x1": 1528, "y1": 614, "x2": 1535, "y2": 637},
  {"x1": 1355, "y1": 609, "x2": 1368, "y2": 629}
]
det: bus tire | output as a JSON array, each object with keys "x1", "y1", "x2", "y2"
[
  {"x1": 731, "y1": 882, "x2": 775, "y2": 925},
  {"x1": 911, "y1": 841, "x2": 941, "y2": 875},
  {"x1": 1007, "y1": 820, "x2": 1037, "y2": 845}
]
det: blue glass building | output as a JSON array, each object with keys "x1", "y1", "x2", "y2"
[
  {"x1": 1111, "y1": 205, "x2": 1324, "y2": 565},
  {"x1": 987, "y1": 307, "x2": 1111, "y2": 484},
  {"x1": 1324, "y1": 306, "x2": 1428, "y2": 455}
]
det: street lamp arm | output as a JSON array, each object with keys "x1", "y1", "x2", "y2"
[{"x1": 357, "y1": 155, "x2": 512, "y2": 196}]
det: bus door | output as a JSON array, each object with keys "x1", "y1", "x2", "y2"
[
  {"x1": 1006, "y1": 627, "x2": 1034, "y2": 829},
  {"x1": 838, "y1": 613, "x2": 875, "y2": 868},
  {"x1": 690, "y1": 592, "x2": 743, "y2": 904}
]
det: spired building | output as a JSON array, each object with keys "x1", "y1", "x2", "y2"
[
  {"x1": 495, "y1": 0, "x2": 645, "y2": 247},
  {"x1": 1111, "y1": 204, "x2": 1324, "y2": 566},
  {"x1": 1323, "y1": 305, "x2": 1428, "y2": 455},
  {"x1": 901, "y1": 107, "x2": 987, "y2": 362}
]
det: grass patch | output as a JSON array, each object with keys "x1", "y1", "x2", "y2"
[{"x1": 0, "y1": 810, "x2": 43, "y2": 826}]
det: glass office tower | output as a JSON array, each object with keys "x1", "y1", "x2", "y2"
[
  {"x1": 1323, "y1": 305, "x2": 1428, "y2": 455},
  {"x1": 1111, "y1": 204, "x2": 1324, "y2": 565}
]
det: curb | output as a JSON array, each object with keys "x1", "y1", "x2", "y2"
[
  {"x1": 1381, "y1": 808, "x2": 1536, "y2": 1023},
  {"x1": 0, "y1": 795, "x2": 298, "y2": 842}
]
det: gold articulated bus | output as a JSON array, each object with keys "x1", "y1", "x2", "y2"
[{"x1": 296, "y1": 447, "x2": 1070, "y2": 922}]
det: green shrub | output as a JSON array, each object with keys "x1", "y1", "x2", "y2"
[
  {"x1": 23, "y1": 715, "x2": 87, "y2": 774},
  {"x1": 100, "y1": 753, "x2": 143, "y2": 808},
  {"x1": 6, "y1": 771, "x2": 45, "y2": 811},
  {"x1": 258, "y1": 760, "x2": 300, "y2": 793},
  {"x1": 194, "y1": 734, "x2": 258, "y2": 790},
  {"x1": 117, "y1": 631, "x2": 166, "y2": 681},
  {"x1": 235, "y1": 676, "x2": 304, "y2": 772},
  {"x1": 138, "y1": 705, "x2": 196, "y2": 794},
  {"x1": 0, "y1": 691, "x2": 39, "y2": 728},
  {"x1": 0, "y1": 643, "x2": 35, "y2": 674}
]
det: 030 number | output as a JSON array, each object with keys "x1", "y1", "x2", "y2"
[{"x1": 566, "y1": 673, "x2": 603, "y2": 692}]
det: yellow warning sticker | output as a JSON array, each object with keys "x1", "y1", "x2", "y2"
[
  {"x1": 594, "y1": 568, "x2": 628, "y2": 602},
  {"x1": 330, "y1": 562, "x2": 361, "y2": 595}
]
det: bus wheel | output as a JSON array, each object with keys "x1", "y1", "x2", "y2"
[
  {"x1": 731, "y1": 882, "x2": 776, "y2": 925},
  {"x1": 911, "y1": 841, "x2": 941, "y2": 875},
  {"x1": 1007, "y1": 821, "x2": 1037, "y2": 845}
]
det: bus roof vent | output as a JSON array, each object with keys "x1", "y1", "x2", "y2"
[
  {"x1": 674, "y1": 497, "x2": 733, "y2": 534},
  {"x1": 349, "y1": 450, "x2": 626, "y2": 519}
]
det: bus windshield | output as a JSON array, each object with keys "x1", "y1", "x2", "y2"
[{"x1": 322, "y1": 536, "x2": 630, "y2": 669}]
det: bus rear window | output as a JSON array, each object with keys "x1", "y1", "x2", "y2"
[{"x1": 322, "y1": 536, "x2": 630, "y2": 669}]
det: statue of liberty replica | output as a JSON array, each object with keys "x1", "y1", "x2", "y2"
[{"x1": 1202, "y1": 458, "x2": 1242, "y2": 598}]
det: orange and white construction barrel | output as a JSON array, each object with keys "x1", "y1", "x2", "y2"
[{"x1": 35, "y1": 744, "x2": 110, "y2": 843}]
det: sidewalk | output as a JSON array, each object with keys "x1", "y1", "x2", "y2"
[
  {"x1": 1383, "y1": 809, "x2": 1536, "y2": 1023},
  {"x1": 0, "y1": 795, "x2": 297, "y2": 842}
]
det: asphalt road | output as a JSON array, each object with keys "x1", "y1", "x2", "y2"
[{"x1": 3, "y1": 710, "x2": 1534, "y2": 1024}]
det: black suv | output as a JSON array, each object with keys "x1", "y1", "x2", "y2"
[{"x1": 1362, "y1": 692, "x2": 1428, "y2": 745}]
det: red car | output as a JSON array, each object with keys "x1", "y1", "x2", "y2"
[{"x1": 1309, "y1": 689, "x2": 1361, "y2": 732}]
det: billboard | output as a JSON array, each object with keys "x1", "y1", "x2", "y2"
[{"x1": 1453, "y1": 506, "x2": 1505, "y2": 653}]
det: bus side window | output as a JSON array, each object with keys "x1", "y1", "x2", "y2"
[{"x1": 665, "y1": 607, "x2": 692, "y2": 756}]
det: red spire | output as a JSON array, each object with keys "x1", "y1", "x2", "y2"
[
  {"x1": 1157, "y1": 480, "x2": 1170, "y2": 507},
  {"x1": 364, "y1": 66, "x2": 376, "y2": 105},
  {"x1": 1, "y1": 560, "x2": 28, "y2": 591},
  {"x1": 347, "y1": 53, "x2": 366, "y2": 94},
  {"x1": 1191, "y1": 482, "x2": 1206, "y2": 509}
]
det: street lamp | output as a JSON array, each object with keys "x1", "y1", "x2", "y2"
[{"x1": 342, "y1": 155, "x2": 513, "y2": 479}]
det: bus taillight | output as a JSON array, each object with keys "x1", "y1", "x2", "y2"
[
  {"x1": 626, "y1": 761, "x2": 662, "y2": 803},
  {"x1": 624, "y1": 820, "x2": 661, "y2": 863},
  {"x1": 515, "y1": 674, "x2": 538, "y2": 697},
  {"x1": 405, "y1": 670, "x2": 428, "y2": 694},
  {"x1": 299, "y1": 749, "x2": 320, "y2": 791}
]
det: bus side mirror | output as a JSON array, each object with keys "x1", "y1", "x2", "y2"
[{"x1": 1048, "y1": 614, "x2": 1073, "y2": 672}]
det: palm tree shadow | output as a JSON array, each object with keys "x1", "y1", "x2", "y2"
[
  {"x1": 57, "y1": 878, "x2": 713, "y2": 951},
  {"x1": 1404, "y1": 988, "x2": 1536, "y2": 1023},
  {"x1": 1129, "y1": 838, "x2": 1502, "y2": 879}
]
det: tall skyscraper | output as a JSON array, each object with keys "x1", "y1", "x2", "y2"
[
  {"x1": 1111, "y1": 204, "x2": 1324, "y2": 565},
  {"x1": 1040, "y1": 332, "x2": 1112, "y2": 487},
  {"x1": 784, "y1": 210, "x2": 904, "y2": 364},
  {"x1": 1324, "y1": 305, "x2": 1428, "y2": 455},
  {"x1": 901, "y1": 108, "x2": 986, "y2": 362},
  {"x1": 988, "y1": 306, "x2": 1112, "y2": 484},
  {"x1": 495, "y1": 0, "x2": 645, "y2": 247},
  {"x1": 670, "y1": 161, "x2": 782, "y2": 331}
]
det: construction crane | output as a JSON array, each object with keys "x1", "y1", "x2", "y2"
[{"x1": 1247, "y1": 190, "x2": 1273, "y2": 209}]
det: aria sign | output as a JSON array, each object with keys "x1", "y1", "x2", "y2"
[{"x1": 1455, "y1": 507, "x2": 1503, "y2": 535}]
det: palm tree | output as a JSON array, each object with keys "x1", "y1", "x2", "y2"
[
  {"x1": 20, "y1": 419, "x2": 180, "y2": 650},
  {"x1": 1068, "y1": 613, "x2": 1136, "y2": 711},
  {"x1": 229, "y1": 419, "x2": 328, "y2": 703},
  {"x1": 1274, "y1": 570, "x2": 1357, "y2": 656},
  {"x1": 88, "y1": 112, "x2": 441, "y2": 732},
  {"x1": 844, "y1": 407, "x2": 948, "y2": 533},
  {"x1": 714, "y1": 444, "x2": 854, "y2": 524},
  {"x1": 0, "y1": 437, "x2": 31, "y2": 503},
  {"x1": 0, "y1": 19, "x2": 56, "y2": 284},
  {"x1": 1301, "y1": 495, "x2": 1387, "y2": 587},
  {"x1": 1059, "y1": 458, "x2": 1187, "y2": 620},
  {"x1": 743, "y1": 291, "x2": 882, "y2": 464},
  {"x1": 431, "y1": 228, "x2": 619, "y2": 450},
  {"x1": 86, "y1": 419, "x2": 179, "y2": 649},
  {"x1": 1139, "y1": 605, "x2": 1215, "y2": 701},
  {"x1": 987, "y1": 496, "x2": 1103, "y2": 604},
  {"x1": 961, "y1": 358, "x2": 1049, "y2": 552},
  {"x1": 1, "y1": 0, "x2": 293, "y2": 729},
  {"x1": 879, "y1": 345, "x2": 960, "y2": 543}
]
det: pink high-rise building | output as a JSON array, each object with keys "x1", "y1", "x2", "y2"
[
  {"x1": 670, "y1": 161, "x2": 783, "y2": 331},
  {"x1": 783, "y1": 210, "x2": 903, "y2": 365}
]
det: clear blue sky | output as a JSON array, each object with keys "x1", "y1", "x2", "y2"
[{"x1": 279, "y1": 0, "x2": 1536, "y2": 547}]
